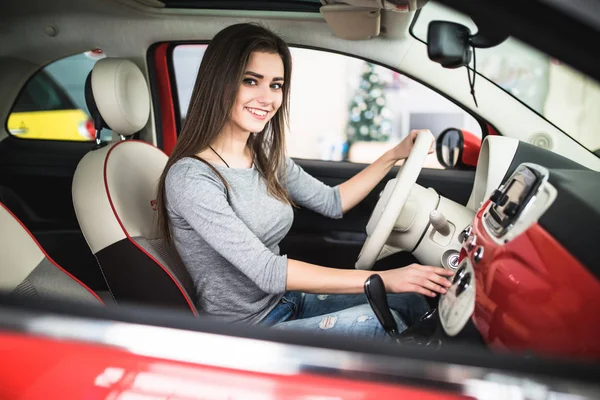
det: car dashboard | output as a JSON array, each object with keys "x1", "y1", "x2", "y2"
[{"x1": 399, "y1": 161, "x2": 600, "y2": 361}]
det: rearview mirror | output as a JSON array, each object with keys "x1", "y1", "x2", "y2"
[
  {"x1": 427, "y1": 20, "x2": 510, "y2": 69},
  {"x1": 427, "y1": 21, "x2": 472, "y2": 69},
  {"x1": 436, "y1": 128, "x2": 482, "y2": 169}
]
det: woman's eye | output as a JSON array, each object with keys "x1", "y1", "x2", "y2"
[
  {"x1": 271, "y1": 83, "x2": 283, "y2": 90},
  {"x1": 243, "y1": 78, "x2": 258, "y2": 86}
]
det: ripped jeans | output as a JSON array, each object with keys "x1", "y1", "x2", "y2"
[{"x1": 261, "y1": 291, "x2": 430, "y2": 341}]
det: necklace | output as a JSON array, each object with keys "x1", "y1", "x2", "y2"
[{"x1": 208, "y1": 145, "x2": 230, "y2": 168}]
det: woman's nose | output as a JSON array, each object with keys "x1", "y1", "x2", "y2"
[{"x1": 256, "y1": 85, "x2": 274, "y2": 105}]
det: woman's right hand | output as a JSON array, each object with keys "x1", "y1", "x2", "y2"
[{"x1": 380, "y1": 263, "x2": 455, "y2": 297}]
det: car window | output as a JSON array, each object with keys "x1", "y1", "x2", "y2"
[
  {"x1": 172, "y1": 45, "x2": 482, "y2": 168},
  {"x1": 11, "y1": 71, "x2": 76, "y2": 113},
  {"x1": 411, "y1": 2, "x2": 600, "y2": 155},
  {"x1": 6, "y1": 50, "x2": 113, "y2": 142}
]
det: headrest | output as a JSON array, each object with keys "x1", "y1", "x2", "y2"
[{"x1": 84, "y1": 58, "x2": 150, "y2": 137}]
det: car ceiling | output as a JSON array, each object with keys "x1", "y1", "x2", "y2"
[
  {"x1": 0, "y1": 0, "x2": 417, "y2": 140},
  {"x1": 0, "y1": 0, "x2": 416, "y2": 64}
]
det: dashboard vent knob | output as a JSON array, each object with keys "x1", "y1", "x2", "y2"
[{"x1": 528, "y1": 132, "x2": 554, "y2": 150}]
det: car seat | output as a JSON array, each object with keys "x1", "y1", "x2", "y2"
[
  {"x1": 72, "y1": 58, "x2": 197, "y2": 314},
  {"x1": 0, "y1": 201, "x2": 103, "y2": 304}
]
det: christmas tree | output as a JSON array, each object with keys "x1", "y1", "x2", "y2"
[{"x1": 344, "y1": 62, "x2": 392, "y2": 159}]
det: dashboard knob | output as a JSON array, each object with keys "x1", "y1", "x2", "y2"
[
  {"x1": 466, "y1": 234, "x2": 477, "y2": 251},
  {"x1": 458, "y1": 225, "x2": 472, "y2": 244},
  {"x1": 452, "y1": 265, "x2": 467, "y2": 285},
  {"x1": 455, "y1": 272, "x2": 472, "y2": 297},
  {"x1": 473, "y1": 246, "x2": 484, "y2": 263}
]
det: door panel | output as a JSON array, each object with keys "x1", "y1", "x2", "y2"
[
  {"x1": 280, "y1": 159, "x2": 475, "y2": 270},
  {"x1": 0, "y1": 137, "x2": 89, "y2": 228}
]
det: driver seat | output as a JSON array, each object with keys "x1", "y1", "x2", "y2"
[{"x1": 72, "y1": 58, "x2": 197, "y2": 314}]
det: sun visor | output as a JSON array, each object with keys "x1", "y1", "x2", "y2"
[
  {"x1": 320, "y1": 4, "x2": 381, "y2": 40},
  {"x1": 320, "y1": 0, "x2": 429, "y2": 40},
  {"x1": 321, "y1": 0, "x2": 428, "y2": 13}
]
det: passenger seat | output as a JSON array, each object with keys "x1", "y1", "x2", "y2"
[{"x1": 0, "y1": 202, "x2": 103, "y2": 305}]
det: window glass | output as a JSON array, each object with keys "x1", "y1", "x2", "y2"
[
  {"x1": 7, "y1": 50, "x2": 113, "y2": 142},
  {"x1": 173, "y1": 45, "x2": 481, "y2": 168},
  {"x1": 411, "y1": 2, "x2": 600, "y2": 154}
]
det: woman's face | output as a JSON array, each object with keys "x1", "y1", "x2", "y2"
[{"x1": 229, "y1": 51, "x2": 285, "y2": 135}]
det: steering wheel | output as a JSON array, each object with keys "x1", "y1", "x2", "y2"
[{"x1": 355, "y1": 130, "x2": 434, "y2": 270}]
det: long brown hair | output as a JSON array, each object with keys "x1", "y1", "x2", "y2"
[{"x1": 156, "y1": 23, "x2": 293, "y2": 244}]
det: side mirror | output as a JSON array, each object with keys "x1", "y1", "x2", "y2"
[{"x1": 436, "y1": 128, "x2": 482, "y2": 169}]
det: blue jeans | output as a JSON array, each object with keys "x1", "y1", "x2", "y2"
[{"x1": 261, "y1": 291, "x2": 430, "y2": 341}]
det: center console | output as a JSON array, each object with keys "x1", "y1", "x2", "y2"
[{"x1": 366, "y1": 162, "x2": 561, "y2": 351}]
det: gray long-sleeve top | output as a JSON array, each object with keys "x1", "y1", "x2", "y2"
[{"x1": 165, "y1": 156, "x2": 343, "y2": 323}]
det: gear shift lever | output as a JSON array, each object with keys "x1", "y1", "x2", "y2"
[{"x1": 364, "y1": 274, "x2": 399, "y2": 337}]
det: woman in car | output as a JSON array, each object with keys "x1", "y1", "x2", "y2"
[{"x1": 155, "y1": 23, "x2": 453, "y2": 339}]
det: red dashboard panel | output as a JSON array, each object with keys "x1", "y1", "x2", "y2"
[{"x1": 469, "y1": 201, "x2": 600, "y2": 360}]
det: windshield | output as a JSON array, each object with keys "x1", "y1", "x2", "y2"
[{"x1": 411, "y1": 2, "x2": 600, "y2": 155}]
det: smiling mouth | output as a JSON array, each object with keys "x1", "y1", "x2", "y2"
[{"x1": 245, "y1": 107, "x2": 268, "y2": 118}]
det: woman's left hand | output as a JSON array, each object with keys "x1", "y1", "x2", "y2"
[{"x1": 389, "y1": 129, "x2": 435, "y2": 161}]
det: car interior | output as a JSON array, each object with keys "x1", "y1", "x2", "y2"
[{"x1": 1, "y1": 0, "x2": 600, "y2": 391}]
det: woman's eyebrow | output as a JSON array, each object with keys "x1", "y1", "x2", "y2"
[{"x1": 245, "y1": 71, "x2": 284, "y2": 81}]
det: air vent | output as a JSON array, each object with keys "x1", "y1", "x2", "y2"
[{"x1": 528, "y1": 132, "x2": 554, "y2": 150}]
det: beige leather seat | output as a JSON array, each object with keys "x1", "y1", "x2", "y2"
[
  {"x1": 72, "y1": 58, "x2": 197, "y2": 314},
  {"x1": 0, "y1": 202, "x2": 103, "y2": 304}
]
